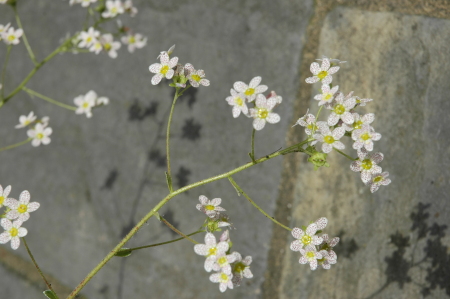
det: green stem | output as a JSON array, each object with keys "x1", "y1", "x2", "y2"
[
  {"x1": 160, "y1": 216, "x2": 198, "y2": 244},
  {"x1": 165, "y1": 88, "x2": 180, "y2": 192},
  {"x1": 66, "y1": 138, "x2": 310, "y2": 299},
  {"x1": 1, "y1": 45, "x2": 12, "y2": 99},
  {"x1": 228, "y1": 176, "x2": 292, "y2": 231},
  {"x1": 23, "y1": 238, "x2": 59, "y2": 298},
  {"x1": 333, "y1": 148, "x2": 357, "y2": 161},
  {"x1": 14, "y1": 6, "x2": 38, "y2": 65},
  {"x1": 0, "y1": 138, "x2": 32, "y2": 152},
  {"x1": 22, "y1": 87, "x2": 77, "y2": 111},
  {"x1": 250, "y1": 128, "x2": 256, "y2": 162}
]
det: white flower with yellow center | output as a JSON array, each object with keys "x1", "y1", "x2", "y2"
[
  {"x1": 212, "y1": 252, "x2": 237, "y2": 275},
  {"x1": 2, "y1": 27, "x2": 23, "y2": 45},
  {"x1": 350, "y1": 148, "x2": 383, "y2": 183},
  {"x1": 290, "y1": 223, "x2": 323, "y2": 252},
  {"x1": 123, "y1": 0, "x2": 138, "y2": 17},
  {"x1": 320, "y1": 234, "x2": 339, "y2": 263},
  {"x1": 293, "y1": 110, "x2": 319, "y2": 137},
  {"x1": 305, "y1": 58, "x2": 340, "y2": 85},
  {"x1": 352, "y1": 125, "x2": 381, "y2": 151},
  {"x1": 194, "y1": 232, "x2": 229, "y2": 272},
  {"x1": 149, "y1": 51, "x2": 178, "y2": 85},
  {"x1": 226, "y1": 89, "x2": 248, "y2": 118},
  {"x1": 5, "y1": 190, "x2": 40, "y2": 222},
  {"x1": 100, "y1": 34, "x2": 121, "y2": 58},
  {"x1": 313, "y1": 124, "x2": 345, "y2": 153},
  {"x1": 184, "y1": 63, "x2": 210, "y2": 88},
  {"x1": 327, "y1": 92, "x2": 356, "y2": 126},
  {"x1": 314, "y1": 84, "x2": 339, "y2": 106},
  {"x1": 355, "y1": 96, "x2": 373, "y2": 107},
  {"x1": 196, "y1": 195, "x2": 226, "y2": 218},
  {"x1": 233, "y1": 76, "x2": 268, "y2": 102},
  {"x1": 209, "y1": 271, "x2": 234, "y2": 293},
  {"x1": 230, "y1": 252, "x2": 253, "y2": 287},
  {"x1": 121, "y1": 33, "x2": 147, "y2": 53},
  {"x1": 27, "y1": 123, "x2": 52, "y2": 147},
  {"x1": 0, "y1": 219, "x2": 27, "y2": 250},
  {"x1": 89, "y1": 40, "x2": 103, "y2": 54},
  {"x1": 249, "y1": 94, "x2": 281, "y2": 131},
  {"x1": 74, "y1": 91, "x2": 97, "y2": 118},
  {"x1": 299, "y1": 245, "x2": 322, "y2": 270},
  {"x1": 78, "y1": 27, "x2": 99, "y2": 48},
  {"x1": 367, "y1": 171, "x2": 391, "y2": 193},
  {"x1": 15, "y1": 111, "x2": 37, "y2": 129},
  {"x1": 318, "y1": 249, "x2": 337, "y2": 270},
  {"x1": 0, "y1": 23, "x2": 11, "y2": 41},
  {"x1": 0, "y1": 185, "x2": 12, "y2": 208},
  {"x1": 343, "y1": 113, "x2": 374, "y2": 132},
  {"x1": 102, "y1": 0, "x2": 124, "y2": 18}
]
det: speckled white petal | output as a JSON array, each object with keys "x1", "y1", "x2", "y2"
[
  {"x1": 321, "y1": 58, "x2": 330, "y2": 71},
  {"x1": 315, "y1": 217, "x2": 328, "y2": 230},
  {"x1": 332, "y1": 127, "x2": 345, "y2": 139},
  {"x1": 255, "y1": 94, "x2": 266, "y2": 107},
  {"x1": 232, "y1": 106, "x2": 241, "y2": 118},
  {"x1": 362, "y1": 113, "x2": 375, "y2": 124},
  {"x1": 168, "y1": 57, "x2": 178, "y2": 68},
  {"x1": 322, "y1": 143, "x2": 332, "y2": 153},
  {"x1": 370, "y1": 152, "x2": 384, "y2": 163},
  {"x1": 361, "y1": 172, "x2": 372, "y2": 183},
  {"x1": 266, "y1": 113, "x2": 280, "y2": 124},
  {"x1": 372, "y1": 165, "x2": 382, "y2": 173},
  {"x1": 6, "y1": 210, "x2": 19, "y2": 220},
  {"x1": 205, "y1": 258, "x2": 215, "y2": 272},
  {"x1": 364, "y1": 141, "x2": 374, "y2": 151},
  {"x1": 290, "y1": 240, "x2": 303, "y2": 251},
  {"x1": 151, "y1": 73, "x2": 163, "y2": 85},
  {"x1": 5, "y1": 198, "x2": 18, "y2": 209},
  {"x1": 299, "y1": 256, "x2": 308, "y2": 264},
  {"x1": 204, "y1": 232, "x2": 217, "y2": 246},
  {"x1": 341, "y1": 112, "x2": 354, "y2": 124},
  {"x1": 233, "y1": 81, "x2": 248, "y2": 93},
  {"x1": 381, "y1": 178, "x2": 392, "y2": 186},
  {"x1": 350, "y1": 161, "x2": 361, "y2": 172},
  {"x1": 254, "y1": 85, "x2": 268, "y2": 94},
  {"x1": 305, "y1": 76, "x2": 320, "y2": 84},
  {"x1": 291, "y1": 227, "x2": 304, "y2": 239},
  {"x1": 306, "y1": 223, "x2": 318, "y2": 236},
  {"x1": 333, "y1": 141, "x2": 345, "y2": 150},
  {"x1": 210, "y1": 198, "x2": 222, "y2": 206},
  {"x1": 3, "y1": 185, "x2": 11, "y2": 197},
  {"x1": 310, "y1": 62, "x2": 320, "y2": 75},
  {"x1": 353, "y1": 140, "x2": 364, "y2": 150},
  {"x1": 249, "y1": 76, "x2": 261, "y2": 88},
  {"x1": 199, "y1": 195, "x2": 208, "y2": 205},
  {"x1": 370, "y1": 184, "x2": 380, "y2": 193},
  {"x1": 309, "y1": 259, "x2": 318, "y2": 270},
  {"x1": 11, "y1": 237, "x2": 20, "y2": 250},
  {"x1": 17, "y1": 227, "x2": 27, "y2": 237},
  {"x1": 184, "y1": 63, "x2": 195, "y2": 73},
  {"x1": 200, "y1": 79, "x2": 210, "y2": 86},
  {"x1": 253, "y1": 118, "x2": 266, "y2": 130},
  {"x1": 165, "y1": 69, "x2": 174, "y2": 79},
  {"x1": 149, "y1": 63, "x2": 161, "y2": 73},
  {"x1": 243, "y1": 268, "x2": 253, "y2": 278},
  {"x1": 266, "y1": 97, "x2": 277, "y2": 110},
  {"x1": 372, "y1": 132, "x2": 382, "y2": 141},
  {"x1": 327, "y1": 113, "x2": 339, "y2": 126},
  {"x1": 18, "y1": 191, "x2": 30, "y2": 205},
  {"x1": 0, "y1": 232, "x2": 11, "y2": 244},
  {"x1": 328, "y1": 66, "x2": 340, "y2": 74},
  {"x1": 312, "y1": 235, "x2": 323, "y2": 245},
  {"x1": 159, "y1": 52, "x2": 169, "y2": 64},
  {"x1": 322, "y1": 75, "x2": 332, "y2": 85},
  {"x1": 1, "y1": 219, "x2": 12, "y2": 230}
]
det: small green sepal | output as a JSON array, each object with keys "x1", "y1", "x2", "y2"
[
  {"x1": 165, "y1": 172, "x2": 173, "y2": 192},
  {"x1": 115, "y1": 248, "x2": 132, "y2": 257},
  {"x1": 306, "y1": 146, "x2": 330, "y2": 170},
  {"x1": 43, "y1": 290, "x2": 59, "y2": 299}
]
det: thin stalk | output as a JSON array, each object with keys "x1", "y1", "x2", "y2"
[
  {"x1": 160, "y1": 216, "x2": 198, "y2": 244},
  {"x1": 66, "y1": 138, "x2": 311, "y2": 299},
  {"x1": 14, "y1": 6, "x2": 38, "y2": 65},
  {"x1": 22, "y1": 87, "x2": 77, "y2": 111},
  {"x1": 333, "y1": 148, "x2": 356, "y2": 161},
  {"x1": 228, "y1": 176, "x2": 292, "y2": 231},
  {"x1": 122, "y1": 231, "x2": 204, "y2": 253},
  {"x1": 1, "y1": 45, "x2": 12, "y2": 99},
  {"x1": 0, "y1": 138, "x2": 31, "y2": 152},
  {"x1": 250, "y1": 128, "x2": 256, "y2": 162},
  {"x1": 165, "y1": 88, "x2": 180, "y2": 192},
  {"x1": 23, "y1": 238, "x2": 58, "y2": 297}
]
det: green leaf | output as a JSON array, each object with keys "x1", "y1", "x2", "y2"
[
  {"x1": 43, "y1": 290, "x2": 59, "y2": 299},
  {"x1": 115, "y1": 248, "x2": 132, "y2": 257}
]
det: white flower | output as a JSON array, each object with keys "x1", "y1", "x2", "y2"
[
  {"x1": 0, "y1": 219, "x2": 27, "y2": 250},
  {"x1": 350, "y1": 148, "x2": 383, "y2": 183},
  {"x1": 266, "y1": 90, "x2": 282, "y2": 104},
  {"x1": 0, "y1": 185, "x2": 12, "y2": 208},
  {"x1": 367, "y1": 171, "x2": 391, "y2": 193},
  {"x1": 4, "y1": 190, "x2": 40, "y2": 222},
  {"x1": 210, "y1": 213, "x2": 233, "y2": 230},
  {"x1": 355, "y1": 96, "x2": 373, "y2": 107},
  {"x1": 226, "y1": 89, "x2": 248, "y2": 118},
  {"x1": 210, "y1": 271, "x2": 234, "y2": 293},
  {"x1": 69, "y1": 0, "x2": 81, "y2": 5},
  {"x1": 121, "y1": 33, "x2": 147, "y2": 53},
  {"x1": 40, "y1": 116, "x2": 50, "y2": 127},
  {"x1": 315, "y1": 217, "x2": 328, "y2": 230},
  {"x1": 196, "y1": 195, "x2": 226, "y2": 218},
  {"x1": 2, "y1": 27, "x2": 23, "y2": 45},
  {"x1": 327, "y1": 92, "x2": 356, "y2": 126},
  {"x1": 15, "y1": 111, "x2": 37, "y2": 129},
  {"x1": 290, "y1": 223, "x2": 323, "y2": 252},
  {"x1": 0, "y1": 23, "x2": 11, "y2": 41},
  {"x1": 343, "y1": 113, "x2": 374, "y2": 132},
  {"x1": 194, "y1": 232, "x2": 229, "y2": 272},
  {"x1": 231, "y1": 252, "x2": 253, "y2": 287},
  {"x1": 89, "y1": 40, "x2": 103, "y2": 54},
  {"x1": 27, "y1": 123, "x2": 52, "y2": 147},
  {"x1": 299, "y1": 245, "x2": 322, "y2": 270},
  {"x1": 157, "y1": 44, "x2": 175, "y2": 59},
  {"x1": 96, "y1": 96, "x2": 109, "y2": 106},
  {"x1": 314, "y1": 84, "x2": 339, "y2": 106},
  {"x1": 320, "y1": 234, "x2": 339, "y2": 262},
  {"x1": 293, "y1": 110, "x2": 318, "y2": 137},
  {"x1": 102, "y1": 0, "x2": 124, "y2": 18},
  {"x1": 78, "y1": 27, "x2": 99, "y2": 48},
  {"x1": 233, "y1": 76, "x2": 268, "y2": 102},
  {"x1": 352, "y1": 125, "x2": 381, "y2": 151},
  {"x1": 249, "y1": 94, "x2": 281, "y2": 130},
  {"x1": 306, "y1": 58, "x2": 340, "y2": 84},
  {"x1": 74, "y1": 91, "x2": 96, "y2": 118},
  {"x1": 316, "y1": 55, "x2": 347, "y2": 65},
  {"x1": 123, "y1": 0, "x2": 138, "y2": 17},
  {"x1": 0, "y1": 0, "x2": 8, "y2": 4},
  {"x1": 80, "y1": 0, "x2": 96, "y2": 7},
  {"x1": 100, "y1": 34, "x2": 121, "y2": 58},
  {"x1": 313, "y1": 123, "x2": 345, "y2": 153},
  {"x1": 184, "y1": 63, "x2": 210, "y2": 87},
  {"x1": 149, "y1": 52, "x2": 178, "y2": 85},
  {"x1": 318, "y1": 250, "x2": 337, "y2": 269},
  {"x1": 212, "y1": 252, "x2": 237, "y2": 275}
]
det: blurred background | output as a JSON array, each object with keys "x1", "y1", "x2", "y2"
[{"x1": 0, "y1": 0, "x2": 449, "y2": 298}]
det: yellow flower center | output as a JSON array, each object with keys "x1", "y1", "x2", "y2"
[
  {"x1": 306, "y1": 251, "x2": 315, "y2": 259},
  {"x1": 334, "y1": 104, "x2": 345, "y2": 115},
  {"x1": 37, "y1": 133, "x2": 44, "y2": 139},
  {"x1": 233, "y1": 262, "x2": 246, "y2": 273},
  {"x1": 10, "y1": 227, "x2": 18, "y2": 237},
  {"x1": 257, "y1": 108, "x2": 268, "y2": 119},
  {"x1": 301, "y1": 235, "x2": 312, "y2": 245},
  {"x1": 208, "y1": 247, "x2": 217, "y2": 256},
  {"x1": 218, "y1": 256, "x2": 227, "y2": 267},
  {"x1": 307, "y1": 124, "x2": 317, "y2": 131},
  {"x1": 160, "y1": 65, "x2": 169, "y2": 75},
  {"x1": 8, "y1": 35, "x2": 15, "y2": 42},
  {"x1": 104, "y1": 43, "x2": 112, "y2": 51},
  {"x1": 353, "y1": 120, "x2": 363, "y2": 130},
  {"x1": 82, "y1": 102, "x2": 90, "y2": 108},
  {"x1": 205, "y1": 205, "x2": 215, "y2": 211},
  {"x1": 0, "y1": 196, "x2": 4, "y2": 205},
  {"x1": 361, "y1": 133, "x2": 371, "y2": 141},
  {"x1": 374, "y1": 176, "x2": 383, "y2": 183},
  {"x1": 235, "y1": 97, "x2": 244, "y2": 106},
  {"x1": 220, "y1": 273, "x2": 229, "y2": 282},
  {"x1": 361, "y1": 159, "x2": 373, "y2": 170},
  {"x1": 317, "y1": 71, "x2": 328, "y2": 80},
  {"x1": 129, "y1": 36, "x2": 136, "y2": 44},
  {"x1": 244, "y1": 88, "x2": 255, "y2": 96},
  {"x1": 111, "y1": 7, "x2": 117, "y2": 13},
  {"x1": 86, "y1": 37, "x2": 92, "y2": 43},
  {"x1": 324, "y1": 93, "x2": 332, "y2": 101},
  {"x1": 18, "y1": 204, "x2": 28, "y2": 214},
  {"x1": 191, "y1": 74, "x2": 201, "y2": 82},
  {"x1": 324, "y1": 136, "x2": 335, "y2": 144}
]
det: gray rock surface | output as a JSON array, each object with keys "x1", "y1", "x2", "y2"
[
  {"x1": 0, "y1": 0, "x2": 313, "y2": 298},
  {"x1": 278, "y1": 6, "x2": 450, "y2": 299}
]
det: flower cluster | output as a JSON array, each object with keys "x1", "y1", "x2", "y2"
[
  {"x1": 290, "y1": 217, "x2": 339, "y2": 270},
  {"x1": 295, "y1": 56, "x2": 391, "y2": 193},
  {"x1": 195, "y1": 196, "x2": 252, "y2": 292},
  {"x1": 226, "y1": 77, "x2": 282, "y2": 131},
  {"x1": 0, "y1": 23, "x2": 23, "y2": 46},
  {"x1": 74, "y1": 90, "x2": 109, "y2": 118},
  {"x1": 0, "y1": 185, "x2": 40, "y2": 250},
  {"x1": 69, "y1": 0, "x2": 138, "y2": 17},
  {"x1": 14, "y1": 112, "x2": 53, "y2": 147}
]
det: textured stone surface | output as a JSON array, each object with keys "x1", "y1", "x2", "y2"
[
  {"x1": 278, "y1": 6, "x2": 450, "y2": 299},
  {"x1": 0, "y1": 0, "x2": 312, "y2": 298}
]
